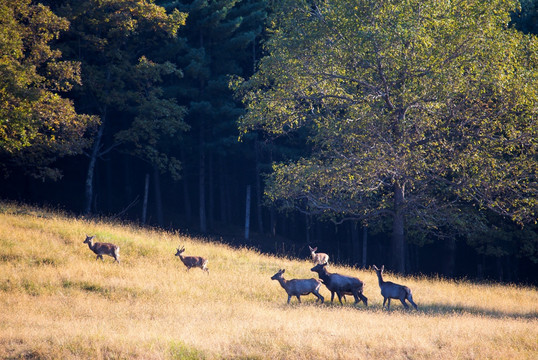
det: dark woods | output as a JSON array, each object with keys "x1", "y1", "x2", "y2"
[{"x1": 0, "y1": 0, "x2": 536, "y2": 285}]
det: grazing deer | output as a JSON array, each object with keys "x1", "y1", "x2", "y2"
[
  {"x1": 373, "y1": 265, "x2": 418, "y2": 310},
  {"x1": 271, "y1": 269, "x2": 324, "y2": 304},
  {"x1": 309, "y1": 246, "x2": 329, "y2": 265},
  {"x1": 311, "y1": 263, "x2": 367, "y2": 306},
  {"x1": 83, "y1": 235, "x2": 120, "y2": 263},
  {"x1": 175, "y1": 246, "x2": 209, "y2": 274}
]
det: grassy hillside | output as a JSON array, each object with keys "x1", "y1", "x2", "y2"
[{"x1": 0, "y1": 202, "x2": 537, "y2": 359}]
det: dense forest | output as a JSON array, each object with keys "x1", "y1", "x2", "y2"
[{"x1": 1, "y1": 0, "x2": 537, "y2": 284}]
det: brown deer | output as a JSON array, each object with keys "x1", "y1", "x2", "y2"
[
  {"x1": 373, "y1": 265, "x2": 418, "y2": 310},
  {"x1": 311, "y1": 263, "x2": 368, "y2": 306},
  {"x1": 175, "y1": 246, "x2": 209, "y2": 274},
  {"x1": 309, "y1": 246, "x2": 329, "y2": 265},
  {"x1": 83, "y1": 235, "x2": 120, "y2": 263}
]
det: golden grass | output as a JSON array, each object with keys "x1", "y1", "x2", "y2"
[{"x1": 0, "y1": 202, "x2": 537, "y2": 359}]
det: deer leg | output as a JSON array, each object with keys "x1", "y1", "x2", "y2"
[
  {"x1": 358, "y1": 293, "x2": 368, "y2": 306},
  {"x1": 400, "y1": 298, "x2": 409, "y2": 309},
  {"x1": 407, "y1": 295, "x2": 418, "y2": 310},
  {"x1": 382, "y1": 297, "x2": 387, "y2": 309},
  {"x1": 387, "y1": 298, "x2": 391, "y2": 310},
  {"x1": 315, "y1": 291, "x2": 324, "y2": 304},
  {"x1": 296, "y1": 296, "x2": 301, "y2": 303},
  {"x1": 336, "y1": 291, "x2": 344, "y2": 305},
  {"x1": 330, "y1": 291, "x2": 335, "y2": 303}
]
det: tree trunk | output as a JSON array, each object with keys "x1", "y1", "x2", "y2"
[
  {"x1": 84, "y1": 113, "x2": 106, "y2": 215},
  {"x1": 245, "y1": 185, "x2": 251, "y2": 241},
  {"x1": 255, "y1": 140, "x2": 264, "y2": 233},
  {"x1": 199, "y1": 141, "x2": 207, "y2": 233},
  {"x1": 180, "y1": 149, "x2": 192, "y2": 224},
  {"x1": 208, "y1": 153, "x2": 214, "y2": 230},
  {"x1": 142, "y1": 173, "x2": 150, "y2": 225},
  {"x1": 392, "y1": 181, "x2": 406, "y2": 274},
  {"x1": 351, "y1": 221, "x2": 360, "y2": 265},
  {"x1": 362, "y1": 226, "x2": 368, "y2": 268}
]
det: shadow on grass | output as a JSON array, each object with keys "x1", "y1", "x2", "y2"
[
  {"x1": 277, "y1": 300, "x2": 538, "y2": 320},
  {"x1": 414, "y1": 303, "x2": 538, "y2": 320}
]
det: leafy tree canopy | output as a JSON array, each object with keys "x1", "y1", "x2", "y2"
[
  {"x1": 0, "y1": 0, "x2": 98, "y2": 179},
  {"x1": 236, "y1": 0, "x2": 538, "y2": 272}
]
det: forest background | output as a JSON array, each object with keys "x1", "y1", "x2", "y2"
[{"x1": 1, "y1": 0, "x2": 537, "y2": 284}]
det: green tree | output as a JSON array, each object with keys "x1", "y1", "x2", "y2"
[
  {"x1": 236, "y1": 0, "x2": 538, "y2": 273},
  {"x1": 161, "y1": 0, "x2": 268, "y2": 232},
  {"x1": 51, "y1": 0, "x2": 188, "y2": 214},
  {"x1": 0, "y1": 0, "x2": 98, "y2": 179}
]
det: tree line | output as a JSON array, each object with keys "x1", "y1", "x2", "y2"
[{"x1": 1, "y1": 0, "x2": 537, "y2": 284}]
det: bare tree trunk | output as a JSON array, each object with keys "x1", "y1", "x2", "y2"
[
  {"x1": 362, "y1": 226, "x2": 368, "y2": 268},
  {"x1": 255, "y1": 140, "x2": 264, "y2": 233},
  {"x1": 351, "y1": 221, "x2": 360, "y2": 265},
  {"x1": 245, "y1": 185, "x2": 251, "y2": 241},
  {"x1": 392, "y1": 181, "x2": 406, "y2": 274},
  {"x1": 142, "y1": 173, "x2": 150, "y2": 225},
  {"x1": 180, "y1": 149, "x2": 192, "y2": 224},
  {"x1": 84, "y1": 113, "x2": 106, "y2": 215},
  {"x1": 199, "y1": 141, "x2": 207, "y2": 233}
]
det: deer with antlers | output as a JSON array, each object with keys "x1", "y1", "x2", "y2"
[{"x1": 175, "y1": 246, "x2": 209, "y2": 274}]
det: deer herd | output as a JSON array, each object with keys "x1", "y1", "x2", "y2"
[{"x1": 83, "y1": 235, "x2": 418, "y2": 310}]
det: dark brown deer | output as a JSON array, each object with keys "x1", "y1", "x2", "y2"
[
  {"x1": 373, "y1": 265, "x2": 418, "y2": 310},
  {"x1": 311, "y1": 263, "x2": 367, "y2": 306},
  {"x1": 175, "y1": 246, "x2": 209, "y2": 274},
  {"x1": 309, "y1": 246, "x2": 329, "y2": 265},
  {"x1": 83, "y1": 235, "x2": 120, "y2": 263},
  {"x1": 271, "y1": 269, "x2": 324, "y2": 304}
]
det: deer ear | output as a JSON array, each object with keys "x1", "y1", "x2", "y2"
[
  {"x1": 313, "y1": 247, "x2": 318, "y2": 251},
  {"x1": 381, "y1": 265, "x2": 384, "y2": 272},
  {"x1": 281, "y1": 269, "x2": 285, "y2": 273},
  {"x1": 373, "y1": 265, "x2": 378, "y2": 271}
]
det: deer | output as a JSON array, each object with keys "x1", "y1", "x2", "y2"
[
  {"x1": 309, "y1": 246, "x2": 329, "y2": 265},
  {"x1": 83, "y1": 235, "x2": 120, "y2": 263},
  {"x1": 175, "y1": 246, "x2": 209, "y2": 274},
  {"x1": 311, "y1": 263, "x2": 368, "y2": 306},
  {"x1": 271, "y1": 269, "x2": 324, "y2": 304},
  {"x1": 372, "y1": 265, "x2": 418, "y2": 310}
]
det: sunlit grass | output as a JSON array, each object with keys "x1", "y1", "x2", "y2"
[{"x1": 0, "y1": 202, "x2": 537, "y2": 359}]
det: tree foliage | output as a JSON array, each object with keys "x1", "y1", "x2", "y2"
[
  {"x1": 0, "y1": 0, "x2": 98, "y2": 179},
  {"x1": 236, "y1": 0, "x2": 538, "y2": 272}
]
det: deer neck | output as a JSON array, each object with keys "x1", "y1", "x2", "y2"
[
  {"x1": 86, "y1": 241, "x2": 95, "y2": 251},
  {"x1": 375, "y1": 271, "x2": 385, "y2": 287},
  {"x1": 276, "y1": 276, "x2": 288, "y2": 289}
]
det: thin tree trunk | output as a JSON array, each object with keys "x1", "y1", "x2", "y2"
[
  {"x1": 362, "y1": 226, "x2": 368, "y2": 268},
  {"x1": 199, "y1": 141, "x2": 207, "y2": 233},
  {"x1": 351, "y1": 221, "x2": 360, "y2": 265},
  {"x1": 245, "y1": 185, "x2": 251, "y2": 241},
  {"x1": 84, "y1": 112, "x2": 106, "y2": 215},
  {"x1": 392, "y1": 181, "x2": 406, "y2": 273},
  {"x1": 255, "y1": 140, "x2": 264, "y2": 233},
  {"x1": 208, "y1": 153, "x2": 214, "y2": 230},
  {"x1": 180, "y1": 150, "x2": 192, "y2": 224},
  {"x1": 142, "y1": 173, "x2": 150, "y2": 225}
]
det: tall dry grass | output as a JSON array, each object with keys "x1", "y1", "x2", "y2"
[{"x1": 0, "y1": 202, "x2": 537, "y2": 359}]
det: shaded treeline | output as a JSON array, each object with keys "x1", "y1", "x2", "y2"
[{"x1": 0, "y1": 0, "x2": 536, "y2": 284}]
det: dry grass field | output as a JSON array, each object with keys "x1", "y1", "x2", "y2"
[{"x1": 0, "y1": 202, "x2": 537, "y2": 359}]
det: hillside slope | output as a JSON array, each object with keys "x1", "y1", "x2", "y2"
[{"x1": 0, "y1": 203, "x2": 537, "y2": 359}]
